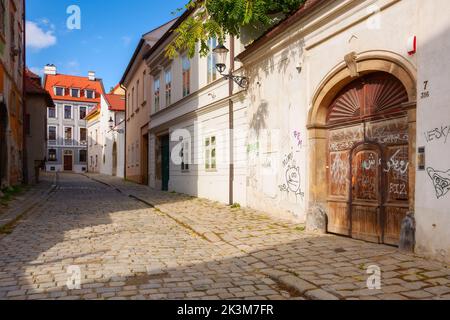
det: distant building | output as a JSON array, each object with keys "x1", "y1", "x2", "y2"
[
  {"x1": 24, "y1": 69, "x2": 54, "y2": 184},
  {"x1": 0, "y1": 0, "x2": 25, "y2": 188},
  {"x1": 43, "y1": 65, "x2": 105, "y2": 173},
  {"x1": 120, "y1": 19, "x2": 176, "y2": 184},
  {"x1": 86, "y1": 87, "x2": 125, "y2": 177}
]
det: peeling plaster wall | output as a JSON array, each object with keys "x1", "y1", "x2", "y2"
[{"x1": 243, "y1": 0, "x2": 419, "y2": 222}]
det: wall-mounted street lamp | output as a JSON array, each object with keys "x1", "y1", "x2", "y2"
[
  {"x1": 213, "y1": 44, "x2": 249, "y2": 89},
  {"x1": 109, "y1": 117, "x2": 124, "y2": 134}
]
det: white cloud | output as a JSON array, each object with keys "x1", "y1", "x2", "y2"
[{"x1": 26, "y1": 21, "x2": 57, "y2": 50}]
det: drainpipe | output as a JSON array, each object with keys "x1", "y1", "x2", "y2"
[
  {"x1": 228, "y1": 37, "x2": 235, "y2": 205},
  {"x1": 22, "y1": 0, "x2": 28, "y2": 184},
  {"x1": 120, "y1": 84, "x2": 127, "y2": 180}
]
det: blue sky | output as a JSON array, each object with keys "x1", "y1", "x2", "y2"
[{"x1": 26, "y1": 0, "x2": 186, "y2": 90}]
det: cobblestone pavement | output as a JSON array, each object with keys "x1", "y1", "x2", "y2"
[{"x1": 0, "y1": 173, "x2": 449, "y2": 300}]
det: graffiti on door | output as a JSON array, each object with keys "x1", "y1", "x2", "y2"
[{"x1": 427, "y1": 167, "x2": 450, "y2": 199}]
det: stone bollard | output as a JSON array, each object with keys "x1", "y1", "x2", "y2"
[
  {"x1": 399, "y1": 212, "x2": 416, "y2": 252},
  {"x1": 306, "y1": 205, "x2": 328, "y2": 234}
]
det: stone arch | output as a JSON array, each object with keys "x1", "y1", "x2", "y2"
[{"x1": 306, "y1": 51, "x2": 417, "y2": 230}]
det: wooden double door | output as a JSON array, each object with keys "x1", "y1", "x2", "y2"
[{"x1": 326, "y1": 72, "x2": 411, "y2": 246}]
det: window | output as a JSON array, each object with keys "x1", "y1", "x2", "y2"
[
  {"x1": 71, "y1": 88, "x2": 80, "y2": 97},
  {"x1": 207, "y1": 37, "x2": 218, "y2": 83},
  {"x1": 142, "y1": 71, "x2": 146, "y2": 103},
  {"x1": 48, "y1": 126, "x2": 57, "y2": 141},
  {"x1": 0, "y1": 0, "x2": 6, "y2": 37},
  {"x1": 136, "y1": 80, "x2": 140, "y2": 108},
  {"x1": 181, "y1": 138, "x2": 190, "y2": 171},
  {"x1": 131, "y1": 87, "x2": 135, "y2": 113},
  {"x1": 205, "y1": 136, "x2": 216, "y2": 170},
  {"x1": 79, "y1": 150, "x2": 87, "y2": 163},
  {"x1": 131, "y1": 144, "x2": 134, "y2": 166},
  {"x1": 80, "y1": 128, "x2": 87, "y2": 144},
  {"x1": 165, "y1": 69, "x2": 172, "y2": 107},
  {"x1": 64, "y1": 127, "x2": 73, "y2": 143},
  {"x1": 95, "y1": 129, "x2": 98, "y2": 145},
  {"x1": 89, "y1": 131, "x2": 93, "y2": 147},
  {"x1": 127, "y1": 93, "x2": 131, "y2": 118},
  {"x1": 48, "y1": 106, "x2": 56, "y2": 118},
  {"x1": 85, "y1": 90, "x2": 95, "y2": 99},
  {"x1": 182, "y1": 55, "x2": 191, "y2": 97},
  {"x1": 79, "y1": 106, "x2": 87, "y2": 120},
  {"x1": 55, "y1": 87, "x2": 64, "y2": 96},
  {"x1": 95, "y1": 155, "x2": 98, "y2": 168},
  {"x1": 64, "y1": 105, "x2": 72, "y2": 119},
  {"x1": 154, "y1": 76, "x2": 160, "y2": 112},
  {"x1": 48, "y1": 149, "x2": 57, "y2": 162}
]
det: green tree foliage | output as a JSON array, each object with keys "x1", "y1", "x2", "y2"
[{"x1": 165, "y1": 0, "x2": 306, "y2": 59}]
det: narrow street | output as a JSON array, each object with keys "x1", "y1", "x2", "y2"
[{"x1": 0, "y1": 173, "x2": 449, "y2": 300}]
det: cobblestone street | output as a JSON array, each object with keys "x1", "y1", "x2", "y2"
[{"x1": 0, "y1": 173, "x2": 449, "y2": 300}]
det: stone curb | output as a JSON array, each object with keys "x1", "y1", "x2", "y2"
[{"x1": 261, "y1": 268, "x2": 340, "y2": 300}]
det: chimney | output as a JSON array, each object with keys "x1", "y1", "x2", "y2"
[
  {"x1": 88, "y1": 71, "x2": 96, "y2": 81},
  {"x1": 44, "y1": 64, "x2": 57, "y2": 75}
]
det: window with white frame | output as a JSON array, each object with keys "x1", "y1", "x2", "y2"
[
  {"x1": 55, "y1": 87, "x2": 64, "y2": 96},
  {"x1": 85, "y1": 89, "x2": 95, "y2": 99},
  {"x1": 71, "y1": 88, "x2": 80, "y2": 97},
  {"x1": 48, "y1": 106, "x2": 56, "y2": 118},
  {"x1": 205, "y1": 136, "x2": 216, "y2": 171},
  {"x1": 154, "y1": 75, "x2": 160, "y2": 112},
  {"x1": 79, "y1": 106, "x2": 87, "y2": 120},
  {"x1": 79, "y1": 128, "x2": 87, "y2": 144},
  {"x1": 64, "y1": 105, "x2": 72, "y2": 119},
  {"x1": 207, "y1": 37, "x2": 218, "y2": 83},
  {"x1": 48, "y1": 126, "x2": 57, "y2": 141},
  {"x1": 165, "y1": 69, "x2": 172, "y2": 107},
  {"x1": 182, "y1": 55, "x2": 191, "y2": 97},
  {"x1": 64, "y1": 127, "x2": 73, "y2": 144}
]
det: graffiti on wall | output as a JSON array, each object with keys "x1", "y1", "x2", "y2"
[
  {"x1": 279, "y1": 152, "x2": 304, "y2": 201},
  {"x1": 293, "y1": 131, "x2": 303, "y2": 148},
  {"x1": 427, "y1": 167, "x2": 450, "y2": 199},
  {"x1": 424, "y1": 125, "x2": 450, "y2": 144}
]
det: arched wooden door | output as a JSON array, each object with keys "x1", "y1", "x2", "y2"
[{"x1": 326, "y1": 72, "x2": 410, "y2": 246}]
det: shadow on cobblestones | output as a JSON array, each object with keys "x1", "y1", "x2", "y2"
[{"x1": 0, "y1": 173, "x2": 449, "y2": 300}]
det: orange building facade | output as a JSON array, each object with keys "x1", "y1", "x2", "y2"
[{"x1": 0, "y1": 0, "x2": 25, "y2": 188}]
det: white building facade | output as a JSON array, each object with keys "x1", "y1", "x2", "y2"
[
  {"x1": 145, "y1": 14, "x2": 248, "y2": 206},
  {"x1": 235, "y1": 0, "x2": 450, "y2": 262}
]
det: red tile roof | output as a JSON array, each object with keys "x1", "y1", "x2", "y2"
[
  {"x1": 105, "y1": 94, "x2": 125, "y2": 111},
  {"x1": 44, "y1": 73, "x2": 105, "y2": 104}
]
